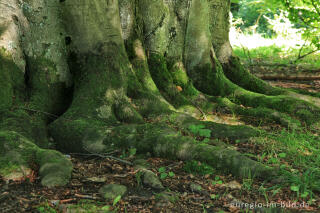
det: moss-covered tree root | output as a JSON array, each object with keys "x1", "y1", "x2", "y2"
[{"x1": 103, "y1": 123, "x2": 275, "y2": 179}]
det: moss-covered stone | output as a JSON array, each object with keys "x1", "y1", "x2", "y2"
[
  {"x1": 36, "y1": 149, "x2": 72, "y2": 187},
  {"x1": 0, "y1": 131, "x2": 36, "y2": 178},
  {"x1": 155, "y1": 192, "x2": 179, "y2": 203},
  {"x1": 0, "y1": 130, "x2": 72, "y2": 187},
  {"x1": 141, "y1": 169, "x2": 164, "y2": 190},
  {"x1": 99, "y1": 184, "x2": 127, "y2": 200}
]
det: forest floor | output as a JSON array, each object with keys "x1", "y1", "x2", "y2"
[{"x1": 0, "y1": 65, "x2": 320, "y2": 213}]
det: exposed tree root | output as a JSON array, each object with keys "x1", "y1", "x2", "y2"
[
  {"x1": 102, "y1": 122, "x2": 274, "y2": 179},
  {"x1": 222, "y1": 56, "x2": 285, "y2": 96},
  {"x1": 144, "y1": 51, "x2": 319, "y2": 128}
]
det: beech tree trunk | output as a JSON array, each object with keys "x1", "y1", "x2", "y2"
[{"x1": 1, "y1": 0, "x2": 320, "y2": 187}]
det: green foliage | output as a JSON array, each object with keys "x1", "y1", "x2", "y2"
[
  {"x1": 67, "y1": 200, "x2": 112, "y2": 213},
  {"x1": 242, "y1": 172, "x2": 254, "y2": 191},
  {"x1": 158, "y1": 166, "x2": 175, "y2": 179},
  {"x1": 113, "y1": 195, "x2": 121, "y2": 206},
  {"x1": 168, "y1": 171, "x2": 175, "y2": 177},
  {"x1": 211, "y1": 176, "x2": 223, "y2": 185},
  {"x1": 120, "y1": 148, "x2": 137, "y2": 159},
  {"x1": 283, "y1": 168, "x2": 319, "y2": 201},
  {"x1": 188, "y1": 124, "x2": 212, "y2": 139},
  {"x1": 278, "y1": 0, "x2": 320, "y2": 49},
  {"x1": 210, "y1": 194, "x2": 220, "y2": 200},
  {"x1": 37, "y1": 202, "x2": 56, "y2": 213},
  {"x1": 232, "y1": 0, "x2": 320, "y2": 61},
  {"x1": 135, "y1": 171, "x2": 143, "y2": 186},
  {"x1": 183, "y1": 160, "x2": 215, "y2": 176},
  {"x1": 278, "y1": 153, "x2": 286, "y2": 158},
  {"x1": 232, "y1": 0, "x2": 275, "y2": 36},
  {"x1": 253, "y1": 129, "x2": 320, "y2": 199},
  {"x1": 233, "y1": 44, "x2": 320, "y2": 68}
]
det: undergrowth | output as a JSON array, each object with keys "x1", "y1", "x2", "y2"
[
  {"x1": 252, "y1": 129, "x2": 320, "y2": 202},
  {"x1": 233, "y1": 44, "x2": 320, "y2": 69}
]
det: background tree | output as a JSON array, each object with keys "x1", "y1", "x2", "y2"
[
  {"x1": 1, "y1": 0, "x2": 320, "y2": 187},
  {"x1": 281, "y1": 0, "x2": 320, "y2": 59},
  {"x1": 232, "y1": 0, "x2": 320, "y2": 60}
]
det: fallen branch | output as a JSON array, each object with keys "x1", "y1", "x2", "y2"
[
  {"x1": 59, "y1": 198, "x2": 76, "y2": 203},
  {"x1": 75, "y1": 194, "x2": 99, "y2": 200},
  {"x1": 70, "y1": 152, "x2": 133, "y2": 166},
  {"x1": 255, "y1": 73, "x2": 320, "y2": 81}
]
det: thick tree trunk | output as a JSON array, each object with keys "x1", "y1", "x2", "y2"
[{"x1": 1, "y1": 0, "x2": 320, "y2": 187}]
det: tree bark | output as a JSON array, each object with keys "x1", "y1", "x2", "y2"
[{"x1": 1, "y1": 0, "x2": 320, "y2": 187}]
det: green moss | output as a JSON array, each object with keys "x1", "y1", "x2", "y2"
[
  {"x1": 217, "y1": 98, "x2": 301, "y2": 128},
  {"x1": 114, "y1": 100, "x2": 144, "y2": 123},
  {"x1": 193, "y1": 144, "x2": 275, "y2": 178},
  {"x1": 0, "y1": 162, "x2": 21, "y2": 176},
  {"x1": 0, "y1": 49, "x2": 25, "y2": 111},
  {"x1": 49, "y1": 47, "x2": 140, "y2": 151},
  {"x1": 36, "y1": 149, "x2": 72, "y2": 187},
  {"x1": 26, "y1": 56, "x2": 72, "y2": 116},
  {"x1": 148, "y1": 54, "x2": 190, "y2": 107},
  {"x1": 49, "y1": 118, "x2": 107, "y2": 153},
  {"x1": 126, "y1": 40, "x2": 173, "y2": 116},
  {"x1": 102, "y1": 122, "x2": 273, "y2": 179},
  {"x1": 0, "y1": 131, "x2": 38, "y2": 177},
  {"x1": 64, "y1": 50, "x2": 129, "y2": 121},
  {"x1": 223, "y1": 56, "x2": 284, "y2": 96},
  {"x1": 0, "y1": 130, "x2": 72, "y2": 187},
  {"x1": 234, "y1": 92, "x2": 320, "y2": 124},
  {"x1": 295, "y1": 109, "x2": 314, "y2": 125},
  {"x1": 0, "y1": 109, "x2": 50, "y2": 148},
  {"x1": 138, "y1": 0, "x2": 169, "y2": 53},
  {"x1": 169, "y1": 63, "x2": 198, "y2": 97}
]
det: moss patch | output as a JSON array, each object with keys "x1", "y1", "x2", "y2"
[{"x1": 0, "y1": 49, "x2": 25, "y2": 111}]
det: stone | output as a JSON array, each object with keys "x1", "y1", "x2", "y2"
[
  {"x1": 142, "y1": 169, "x2": 164, "y2": 190},
  {"x1": 99, "y1": 184, "x2": 127, "y2": 200},
  {"x1": 190, "y1": 183, "x2": 202, "y2": 193}
]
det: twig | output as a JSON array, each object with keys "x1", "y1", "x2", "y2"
[
  {"x1": 17, "y1": 107, "x2": 73, "y2": 121},
  {"x1": 247, "y1": 63, "x2": 297, "y2": 67},
  {"x1": 311, "y1": 0, "x2": 320, "y2": 17},
  {"x1": 295, "y1": 49, "x2": 320, "y2": 63},
  {"x1": 17, "y1": 107, "x2": 59, "y2": 118},
  {"x1": 60, "y1": 198, "x2": 76, "y2": 203},
  {"x1": 75, "y1": 194, "x2": 99, "y2": 200},
  {"x1": 71, "y1": 152, "x2": 133, "y2": 166},
  {"x1": 126, "y1": 195, "x2": 151, "y2": 201}
]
